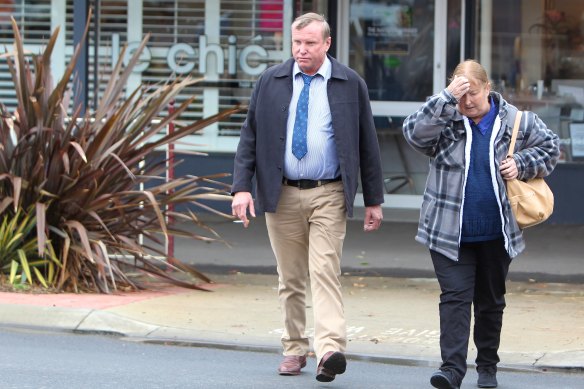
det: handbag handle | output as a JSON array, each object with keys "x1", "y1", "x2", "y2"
[{"x1": 507, "y1": 110, "x2": 523, "y2": 157}]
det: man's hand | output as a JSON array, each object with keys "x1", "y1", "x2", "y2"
[
  {"x1": 231, "y1": 192, "x2": 255, "y2": 228},
  {"x1": 364, "y1": 205, "x2": 383, "y2": 232}
]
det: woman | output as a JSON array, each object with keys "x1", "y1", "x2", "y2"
[{"x1": 402, "y1": 60, "x2": 559, "y2": 389}]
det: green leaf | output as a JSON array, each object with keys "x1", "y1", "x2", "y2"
[
  {"x1": 6, "y1": 233, "x2": 23, "y2": 250},
  {"x1": 9, "y1": 260, "x2": 18, "y2": 284},
  {"x1": 48, "y1": 262, "x2": 55, "y2": 284},
  {"x1": 17, "y1": 250, "x2": 33, "y2": 285},
  {"x1": 33, "y1": 267, "x2": 48, "y2": 288}
]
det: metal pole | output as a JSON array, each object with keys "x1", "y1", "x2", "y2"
[
  {"x1": 73, "y1": 0, "x2": 89, "y2": 115},
  {"x1": 166, "y1": 100, "x2": 176, "y2": 263},
  {"x1": 93, "y1": 0, "x2": 100, "y2": 111}
]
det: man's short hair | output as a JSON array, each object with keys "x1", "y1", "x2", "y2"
[{"x1": 292, "y1": 12, "x2": 330, "y2": 40}]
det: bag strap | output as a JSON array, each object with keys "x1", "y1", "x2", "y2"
[{"x1": 507, "y1": 110, "x2": 522, "y2": 158}]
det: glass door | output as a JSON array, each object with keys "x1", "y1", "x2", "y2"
[
  {"x1": 339, "y1": 0, "x2": 453, "y2": 116},
  {"x1": 337, "y1": 0, "x2": 459, "y2": 203}
]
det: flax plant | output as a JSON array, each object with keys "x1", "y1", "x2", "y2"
[{"x1": 0, "y1": 16, "x2": 240, "y2": 292}]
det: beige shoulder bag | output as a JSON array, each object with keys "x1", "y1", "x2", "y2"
[{"x1": 506, "y1": 111, "x2": 554, "y2": 229}]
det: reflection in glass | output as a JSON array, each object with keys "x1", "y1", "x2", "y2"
[
  {"x1": 489, "y1": 0, "x2": 584, "y2": 163},
  {"x1": 349, "y1": 0, "x2": 435, "y2": 102}
]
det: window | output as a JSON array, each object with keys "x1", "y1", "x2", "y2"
[{"x1": 488, "y1": 0, "x2": 584, "y2": 163}]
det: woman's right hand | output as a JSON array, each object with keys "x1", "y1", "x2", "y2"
[
  {"x1": 447, "y1": 75, "x2": 470, "y2": 101},
  {"x1": 500, "y1": 157, "x2": 518, "y2": 180}
]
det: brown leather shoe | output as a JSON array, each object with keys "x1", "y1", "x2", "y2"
[
  {"x1": 278, "y1": 355, "x2": 307, "y2": 376},
  {"x1": 316, "y1": 351, "x2": 346, "y2": 382}
]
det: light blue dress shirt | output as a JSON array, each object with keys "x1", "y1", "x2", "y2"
[{"x1": 284, "y1": 58, "x2": 340, "y2": 180}]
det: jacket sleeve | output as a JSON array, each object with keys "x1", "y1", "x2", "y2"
[
  {"x1": 402, "y1": 89, "x2": 460, "y2": 157},
  {"x1": 231, "y1": 75, "x2": 262, "y2": 194},
  {"x1": 357, "y1": 76, "x2": 385, "y2": 207},
  {"x1": 512, "y1": 111, "x2": 560, "y2": 180}
]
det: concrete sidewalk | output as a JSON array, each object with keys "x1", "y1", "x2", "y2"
[
  {"x1": 1, "y1": 272, "x2": 583, "y2": 373},
  {"x1": 176, "y1": 217, "x2": 584, "y2": 283},
  {"x1": 0, "y1": 218, "x2": 583, "y2": 373}
]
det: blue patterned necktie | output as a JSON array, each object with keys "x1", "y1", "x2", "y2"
[{"x1": 292, "y1": 74, "x2": 315, "y2": 160}]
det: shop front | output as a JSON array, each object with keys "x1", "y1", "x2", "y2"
[{"x1": 0, "y1": 0, "x2": 582, "y2": 222}]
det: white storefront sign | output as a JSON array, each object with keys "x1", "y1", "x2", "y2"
[{"x1": 111, "y1": 33, "x2": 269, "y2": 76}]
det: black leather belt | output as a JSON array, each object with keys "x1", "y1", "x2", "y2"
[{"x1": 282, "y1": 176, "x2": 341, "y2": 190}]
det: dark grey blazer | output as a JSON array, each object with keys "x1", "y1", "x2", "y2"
[{"x1": 232, "y1": 55, "x2": 384, "y2": 217}]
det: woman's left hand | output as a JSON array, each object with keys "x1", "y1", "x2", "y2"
[{"x1": 500, "y1": 157, "x2": 518, "y2": 180}]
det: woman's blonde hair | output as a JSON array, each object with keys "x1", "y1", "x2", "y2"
[{"x1": 450, "y1": 59, "x2": 491, "y2": 86}]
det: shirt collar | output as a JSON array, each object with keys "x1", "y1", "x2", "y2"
[
  {"x1": 293, "y1": 57, "x2": 331, "y2": 80},
  {"x1": 471, "y1": 96, "x2": 498, "y2": 135}
]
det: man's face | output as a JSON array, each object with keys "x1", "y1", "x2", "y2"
[{"x1": 291, "y1": 22, "x2": 331, "y2": 75}]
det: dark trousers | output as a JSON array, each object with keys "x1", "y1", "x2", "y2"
[{"x1": 430, "y1": 238, "x2": 511, "y2": 383}]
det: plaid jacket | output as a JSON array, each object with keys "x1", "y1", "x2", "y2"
[{"x1": 403, "y1": 90, "x2": 560, "y2": 261}]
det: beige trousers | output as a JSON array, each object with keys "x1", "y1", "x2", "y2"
[{"x1": 265, "y1": 181, "x2": 347, "y2": 361}]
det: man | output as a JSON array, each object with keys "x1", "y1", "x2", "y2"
[{"x1": 231, "y1": 12, "x2": 384, "y2": 382}]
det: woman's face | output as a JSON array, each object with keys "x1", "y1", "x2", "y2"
[{"x1": 458, "y1": 77, "x2": 491, "y2": 123}]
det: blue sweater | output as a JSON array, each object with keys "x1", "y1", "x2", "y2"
[{"x1": 461, "y1": 100, "x2": 503, "y2": 242}]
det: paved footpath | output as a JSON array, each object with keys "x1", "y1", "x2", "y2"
[
  {"x1": 175, "y1": 217, "x2": 584, "y2": 283},
  {"x1": 1, "y1": 272, "x2": 583, "y2": 373}
]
